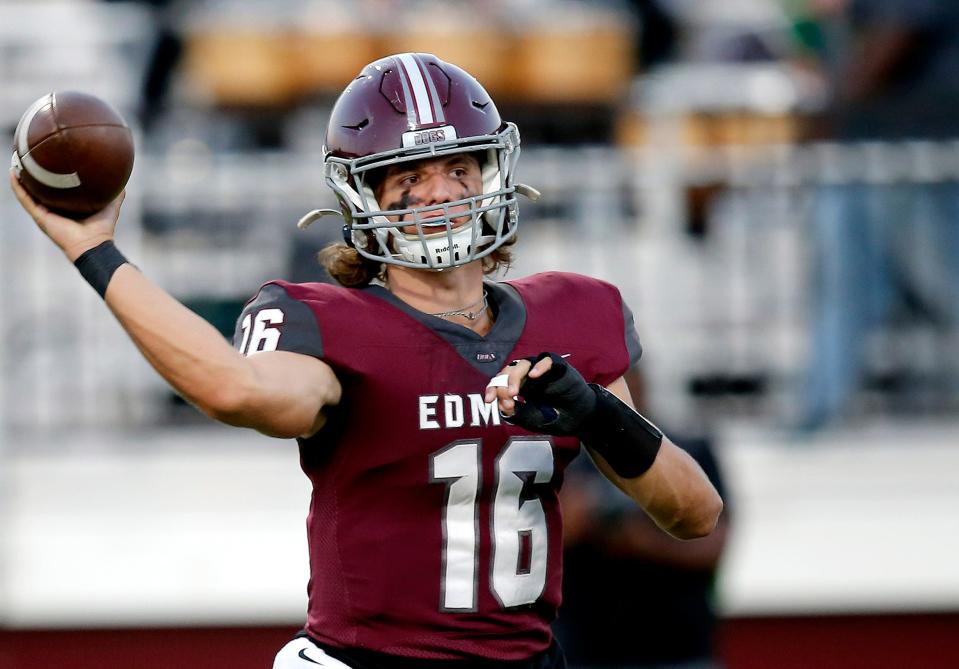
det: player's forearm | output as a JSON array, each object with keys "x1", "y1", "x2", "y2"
[
  {"x1": 590, "y1": 438, "x2": 723, "y2": 540},
  {"x1": 630, "y1": 442, "x2": 721, "y2": 539},
  {"x1": 104, "y1": 267, "x2": 339, "y2": 437},
  {"x1": 102, "y1": 264, "x2": 259, "y2": 416},
  {"x1": 104, "y1": 266, "x2": 340, "y2": 437},
  {"x1": 599, "y1": 380, "x2": 723, "y2": 537}
]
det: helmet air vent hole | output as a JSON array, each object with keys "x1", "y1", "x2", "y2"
[
  {"x1": 454, "y1": 252, "x2": 460, "y2": 261},
  {"x1": 420, "y1": 256, "x2": 427, "y2": 264},
  {"x1": 436, "y1": 255, "x2": 442, "y2": 264},
  {"x1": 342, "y1": 118, "x2": 370, "y2": 132},
  {"x1": 472, "y1": 100, "x2": 490, "y2": 111}
]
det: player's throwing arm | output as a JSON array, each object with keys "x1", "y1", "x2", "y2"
[{"x1": 10, "y1": 158, "x2": 340, "y2": 441}]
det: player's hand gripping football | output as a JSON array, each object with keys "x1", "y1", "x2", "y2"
[
  {"x1": 484, "y1": 352, "x2": 598, "y2": 435},
  {"x1": 9, "y1": 170, "x2": 124, "y2": 262}
]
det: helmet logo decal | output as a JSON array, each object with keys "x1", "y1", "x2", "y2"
[
  {"x1": 396, "y1": 53, "x2": 446, "y2": 126},
  {"x1": 402, "y1": 125, "x2": 458, "y2": 148}
]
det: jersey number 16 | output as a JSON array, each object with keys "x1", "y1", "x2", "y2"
[{"x1": 430, "y1": 437, "x2": 553, "y2": 612}]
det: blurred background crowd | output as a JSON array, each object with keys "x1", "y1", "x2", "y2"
[{"x1": 1, "y1": 1, "x2": 958, "y2": 668}]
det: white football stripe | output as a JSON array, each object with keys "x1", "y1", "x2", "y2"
[
  {"x1": 17, "y1": 93, "x2": 81, "y2": 189},
  {"x1": 16, "y1": 94, "x2": 52, "y2": 158},
  {"x1": 398, "y1": 54, "x2": 434, "y2": 125}
]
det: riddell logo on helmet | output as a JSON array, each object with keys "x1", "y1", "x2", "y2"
[
  {"x1": 402, "y1": 125, "x2": 458, "y2": 148},
  {"x1": 433, "y1": 241, "x2": 463, "y2": 254}
]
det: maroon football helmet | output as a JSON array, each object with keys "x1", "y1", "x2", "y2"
[{"x1": 308, "y1": 53, "x2": 536, "y2": 270}]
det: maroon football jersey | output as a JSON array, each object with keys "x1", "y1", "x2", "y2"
[{"x1": 234, "y1": 271, "x2": 641, "y2": 661}]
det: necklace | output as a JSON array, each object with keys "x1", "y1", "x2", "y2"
[{"x1": 430, "y1": 291, "x2": 488, "y2": 321}]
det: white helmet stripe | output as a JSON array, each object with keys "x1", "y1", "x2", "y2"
[
  {"x1": 414, "y1": 56, "x2": 446, "y2": 123},
  {"x1": 393, "y1": 56, "x2": 419, "y2": 128},
  {"x1": 397, "y1": 53, "x2": 434, "y2": 125}
]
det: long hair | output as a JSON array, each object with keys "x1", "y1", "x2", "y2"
[{"x1": 319, "y1": 238, "x2": 516, "y2": 288}]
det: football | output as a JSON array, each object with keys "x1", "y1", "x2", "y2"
[{"x1": 11, "y1": 91, "x2": 134, "y2": 218}]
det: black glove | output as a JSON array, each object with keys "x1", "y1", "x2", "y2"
[
  {"x1": 502, "y1": 352, "x2": 598, "y2": 435},
  {"x1": 503, "y1": 353, "x2": 664, "y2": 477}
]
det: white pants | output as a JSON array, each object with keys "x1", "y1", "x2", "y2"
[{"x1": 273, "y1": 637, "x2": 356, "y2": 669}]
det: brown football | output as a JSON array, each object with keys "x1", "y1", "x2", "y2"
[{"x1": 11, "y1": 91, "x2": 134, "y2": 219}]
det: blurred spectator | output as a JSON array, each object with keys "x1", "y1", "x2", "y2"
[
  {"x1": 796, "y1": 0, "x2": 959, "y2": 430},
  {"x1": 101, "y1": 0, "x2": 184, "y2": 133},
  {"x1": 625, "y1": 0, "x2": 679, "y2": 71},
  {"x1": 555, "y1": 371, "x2": 730, "y2": 669}
]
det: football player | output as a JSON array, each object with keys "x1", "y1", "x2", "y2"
[{"x1": 10, "y1": 53, "x2": 722, "y2": 669}]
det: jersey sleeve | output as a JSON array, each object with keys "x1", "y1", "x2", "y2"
[
  {"x1": 233, "y1": 282, "x2": 324, "y2": 358},
  {"x1": 621, "y1": 298, "x2": 642, "y2": 368}
]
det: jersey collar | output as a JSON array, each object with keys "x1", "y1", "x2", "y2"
[{"x1": 362, "y1": 280, "x2": 527, "y2": 374}]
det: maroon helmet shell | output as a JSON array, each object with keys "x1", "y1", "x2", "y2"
[{"x1": 325, "y1": 53, "x2": 504, "y2": 159}]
